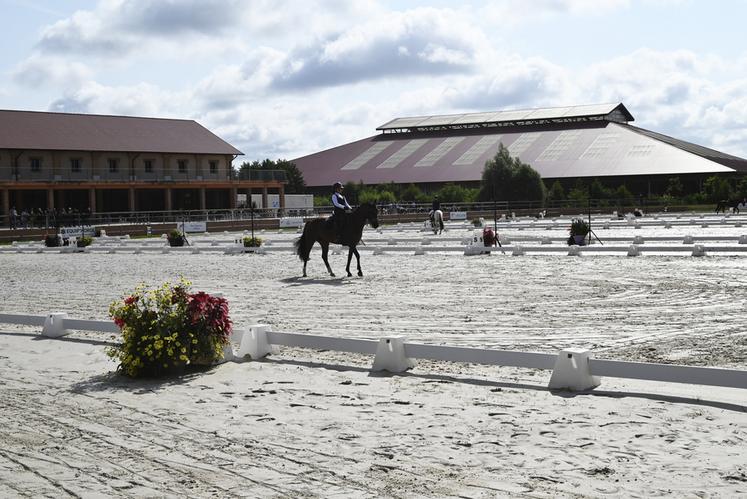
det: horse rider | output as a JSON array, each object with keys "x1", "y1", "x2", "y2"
[
  {"x1": 431, "y1": 196, "x2": 441, "y2": 212},
  {"x1": 331, "y1": 182, "x2": 352, "y2": 239},
  {"x1": 429, "y1": 196, "x2": 444, "y2": 231}
]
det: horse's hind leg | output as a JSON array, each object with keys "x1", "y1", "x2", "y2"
[
  {"x1": 353, "y1": 247, "x2": 362, "y2": 277},
  {"x1": 321, "y1": 242, "x2": 335, "y2": 277},
  {"x1": 345, "y1": 247, "x2": 354, "y2": 277}
]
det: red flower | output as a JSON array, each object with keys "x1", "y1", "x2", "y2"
[
  {"x1": 124, "y1": 295, "x2": 138, "y2": 305},
  {"x1": 114, "y1": 317, "x2": 125, "y2": 328}
]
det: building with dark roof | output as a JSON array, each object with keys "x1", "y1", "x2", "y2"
[
  {"x1": 293, "y1": 103, "x2": 747, "y2": 195},
  {"x1": 0, "y1": 109, "x2": 286, "y2": 217}
]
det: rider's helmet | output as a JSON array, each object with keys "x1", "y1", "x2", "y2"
[{"x1": 333, "y1": 182, "x2": 343, "y2": 191}]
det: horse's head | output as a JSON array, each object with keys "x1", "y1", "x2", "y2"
[{"x1": 357, "y1": 202, "x2": 379, "y2": 229}]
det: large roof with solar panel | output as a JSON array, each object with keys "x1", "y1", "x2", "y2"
[{"x1": 292, "y1": 102, "x2": 747, "y2": 188}]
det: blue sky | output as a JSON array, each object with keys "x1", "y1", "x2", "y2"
[{"x1": 2, "y1": 0, "x2": 747, "y2": 161}]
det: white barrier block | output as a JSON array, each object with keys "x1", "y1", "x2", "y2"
[
  {"x1": 413, "y1": 247, "x2": 425, "y2": 255},
  {"x1": 500, "y1": 235, "x2": 511, "y2": 244},
  {"x1": 42, "y1": 313, "x2": 70, "y2": 338},
  {"x1": 512, "y1": 245, "x2": 525, "y2": 256},
  {"x1": 736, "y1": 222, "x2": 743, "y2": 228},
  {"x1": 541, "y1": 236, "x2": 552, "y2": 245},
  {"x1": 236, "y1": 325, "x2": 273, "y2": 359},
  {"x1": 739, "y1": 235, "x2": 747, "y2": 244},
  {"x1": 632, "y1": 235, "x2": 644, "y2": 245},
  {"x1": 627, "y1": 245, "x2": 640, "y2": 257},
  {"x1": 692, "y1": 244, "x2": 707, "y2": 257},
  {"x1": 548, "y1": 348, "x2": 600, "y2": 391},
  {"x1": 332, "y1": 247, "x2": 342, "y2": 255},
  {"x1": 634, "y1": 222, "x2": 641, "y2": 229},
  {"x1": 211, "y1": 241, "x2": 219, "y2": 246},
  {"x1": 372, "y1": 338, "x2": 414, "y2": 373},
  {"x1": 701, "y1": 223, "x2": 709, "y2": 228},
  {"x1": 162, "y1": 247, "x2": 171, "y2": 254},
  {"x1": 567, "y1": 246, "x2": 582, "y2": 256},
  {"x1": 191, "y1": 247, "x2": 201, "y2": 254},
  {"x1": 373, "y1": 247, "x2": 385, "y2": 255},
  {"x1": 602, "y1": 222, "x2": 610, "y2": 229},
  {"x1": 665, "y1": 222, "x2": 672, "y2": 229},
  {"x1": 387, "y1": 238, "x2": 397, "y2": 246},
  {"x1": 421, "y1": 238, "x2": 432, "y2": 245},
  {"x1": 134, "y1": 248, "x2": 142, "y2": 254},
  {"x1": 108, "y1": 248, "x2": 117, "y2": 254},
  {"x1": 683, "y1": 235, "x2": 694, "y2": 244}
]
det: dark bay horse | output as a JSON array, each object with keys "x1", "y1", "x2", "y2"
[{"x1": 294, "y1": 202, "x2": 380, "y2": 277}]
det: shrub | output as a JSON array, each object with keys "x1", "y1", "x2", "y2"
[
  {"x1": 77, "y1": 236, "x2": 93, "y2": 247},
  {"x1": 167, "y1": 229, "x2": 184, "y2": 247},
  {"x1": 44, "y1": 234, "x2": 61, "y2": 247},
  {"x1": 243, "y1": 236, "x2": 263, "y2": 247},
  {"x1": 107, "y1": 279, "x2": 232, "y2": 378},
  {"x1": 569, "y1": 218, "x2": 590, "y2": 236}
]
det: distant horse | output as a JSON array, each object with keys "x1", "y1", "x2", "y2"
[
  {"x1": 429, "y1": 209, "x2": 444, "y2": 235},
  {"x1": 295, "y1": 202, "x2": 380, "y2": 277},
  {"x1": 715, "y1": 199, "x2": 744, "y2": 214}
]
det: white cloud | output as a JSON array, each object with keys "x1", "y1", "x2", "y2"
[{"x1": 11, "y1": 56, "x2": 93, "y2": 89}]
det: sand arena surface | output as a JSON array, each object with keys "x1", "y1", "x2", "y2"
[{"x1": 1, "y1": 219, "x2": 746, "y2": 497}]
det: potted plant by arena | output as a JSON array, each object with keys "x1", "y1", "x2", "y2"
[
  {"x1": 242, "y1": 236, "x2": 263, "y2": 248},
  {"x1": 107, "y1": 278, "x2": 232, "y2": 377},
  {"x1": 568, "y1": 218, "x2": 589, "y2": 246},
  {"x1": 76, "y1": 235, "x2": 93, "y2": 248},
  {"x1": 167, "y1": 229, "x2": 185, "y2": 247}
]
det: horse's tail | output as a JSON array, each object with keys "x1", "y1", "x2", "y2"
[{"x1": 295, "y1": 225, "x2": 311, "y2": 262}]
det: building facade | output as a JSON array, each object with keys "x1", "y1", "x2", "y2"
[{"x1": 0, "y1": 110, "x2": 286, "y2": 217}]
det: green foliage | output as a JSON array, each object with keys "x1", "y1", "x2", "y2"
[
  {"x1": 567, "y1": 179, "x2": 589, "y2": 203},
  {"x1": 399, "y1": 183, "x2": 423, "y2": 202},
  {"x1": 546, "y1": 180, "x2": 565, "y2": 202},
  {"x1": 477, "y1": 143, "x2": 546, "y2": 203},
  {"x1": 77, "y1": 236, "x2": 93, "y2": 247},
  {"x1": 703, "y1": 175, "x2": 732, "y2": 202},
  {"x1": 237, "y1": 158, "x2": 306, "y2": 193},
  {"x1": 167, "y1": 229, "x2": 184, "y2": 247},
  {"x1": 107, "y1": 279, "x2": 232, "y2": 378},
  {"x1": 359, "y1": 188, "x2": 396, "y2": 204},
  {"x1": 613, "y1": 184, "x2": 634, "y2": 201},
  {"x1": 242, "y1": 236, "x2": 262, "y2": 247},
  {"x1": 665, "y1": 177, "x2": 685, "y2": 197},
  {"x1": 569, "y1": 218, "x2": 590, "y2": 236},
  {"x1": 44, "y1": 234, "x2": 61, "y2": 247},
  {"x1": 434, "y1": 183, "x2": 478, "y2": 203}
]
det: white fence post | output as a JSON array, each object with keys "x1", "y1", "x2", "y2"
[
  {"x1": 236, "y1": 324, "x2": 273, "y2": 359},
  {"x1": 372, "y1": 338, "x2": 414, "y2": 373},
  {"x1": 548, "y1": 348, "x2": 601, "y2": 391},
  {"x1": 42, "y1": 313, "x2": 70, "y2": 338}
]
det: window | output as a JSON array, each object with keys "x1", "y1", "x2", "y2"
[
  {"x1": 108, "y1": 158, "x2": 118, "y2": 173},
  {"x1": 70, "y1": 158, "x2": 81, "y2": 172},
  {"x1": 209, "y1": 161, "x2": 218, "y2": 174},
  {"x1": 30, "y1": 158, "x2": 41, "y2": 172},
  {"x1": 144, "y1": 159, "x2": 153, "y2": 173},
  {"x1": 177, "y1": 160, "x2": 187, "y2": 173}
]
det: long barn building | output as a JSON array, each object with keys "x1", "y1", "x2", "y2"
[
  {"x1": 0, "y1": 109, "x2": 287, "y2": 217},
  {"x1": 293, "y1": 103, "x2": 747, "y2": 195}
]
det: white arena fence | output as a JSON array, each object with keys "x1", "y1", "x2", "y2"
[{"x1": 2, "y1": 312, "x2": 745, "y2": 392}]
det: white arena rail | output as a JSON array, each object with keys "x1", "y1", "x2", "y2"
[{"x1": 2, "y1": 312, "x2": 746, "y2": 392}]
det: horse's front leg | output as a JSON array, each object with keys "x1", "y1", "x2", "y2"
[
  {"x1": 321, "y1": 242, "x2": 335, "y2": 277},
  {"x1": 353, "y1": 246, "x2": 362, "y2": 277},
  {"x1": 345, "y1": 246, "x2": 354, "y2": 277}
]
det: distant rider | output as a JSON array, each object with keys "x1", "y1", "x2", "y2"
[
  {"x1": 331, "y1": 182, "x2": 352, "y2": 240},
  {"x1": 429, "y1": 196, "x2": 444, "y2": 231}
]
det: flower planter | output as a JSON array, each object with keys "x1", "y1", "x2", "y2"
[
  {"x1": 168, "y1": 237, "x2": 185, "y2": 247},
  {"x1": 572, "y1": 234, "x2": 587, "y2": 246}
]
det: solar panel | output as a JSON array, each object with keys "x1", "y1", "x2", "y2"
[
  {"x1": 341, "y1": 142, "x2": 392, "y2": 170},
  {"x1": 507, "y1": 132, "x2": 541, "y2": 158},
  {"x1": 453, "y1": 136, "x2": 501, "y2": 166},
  {"x1": 414, "y1": 137, "x2": 465, "y2": 167},
  {"x1": 536, "y1": 130, "x2": 582, "y2": 161},
  {"x1": 579, "y1": 133, "x2": 619, "y2": 159},
  {"x1": 376, "y1": 139, "x2": 429, "y2": 169},
  {"x1": 627, "y1": 144, "x2": 655, "y2": 157}
]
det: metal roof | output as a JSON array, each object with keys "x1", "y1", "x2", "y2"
[
  {"x1": 294, "y1": 121, "x2": 747, "y2": 187},
  {"x1": 0, "y1": 109, "x2": 242, "y2": 155},
  {"x1": 377, "y1": 103, "x2": 634, "y2": 132}
]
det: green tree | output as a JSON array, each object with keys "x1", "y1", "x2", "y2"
[
  {"x1": 236, "y1": 158, "x2": 306, "y2": 194},
  {"x1": 567, "y1": 179, "x2": 589, "y2": 203},
  {"x1": 665, "y1": 177, "x2": 684, "y2": 197},
  {"x1": 702, "y1": 175, "x2": 732, "y2": 202},
  {"x1": 399, "y1": 183, "x2": 422, "y2": 201},
  {"x1": 546, "y1": 180, "x2": 565, "y2": 202},
  {"x1": 435, "y1": 183, "x2": 478, "y2": 203},
  {"x1": 477, "y1": 143, "x2": 545, "y2": 203}
]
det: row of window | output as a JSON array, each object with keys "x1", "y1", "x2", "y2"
[{"x1": 26, "y1": 158, "x2": 219, "y2": 174}]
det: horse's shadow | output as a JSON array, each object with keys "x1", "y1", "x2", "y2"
[{"x1": 280, "y1": 276, "x2": 355, "y2": 286}]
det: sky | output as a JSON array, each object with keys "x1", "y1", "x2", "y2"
[{"x1": 2, "y1": 0, "x2": 747, "y2": 163}]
